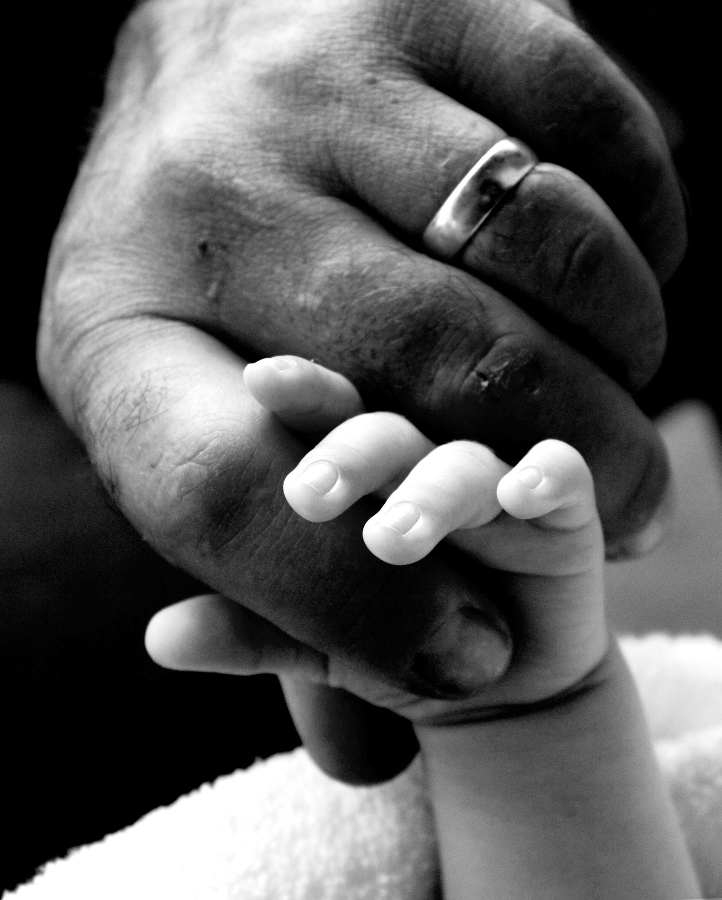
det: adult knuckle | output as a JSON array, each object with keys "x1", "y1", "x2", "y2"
[
  {"x1": 38, "y1": 231, "x2": 128, "y2": 429},
  {"x1": 249, "y1": 2, "x2": 409, "y2": 186},
  {"x1": 107, "y1": 134, "x2": 293, "y2": 327},
  {"x1": 309, "y1": 258, "x2": 537, "y2": 423},
  {"x1": 254, "y1": 24, "x2": 341, "y2": 111},
  {"x1": 138, "y1": 138, "x2": 248, "y2": 250},
  {"x1": 414, "y1": 306, "x2": 545, "y2": 446},
  {"x1": 376, "y1": 290, "x2": 489, "y2": 406},
  {"x1": 147, "y1": 431, "x2": 282, "y2": 569},
  {"x1": 251, "y1": 0, "x2": 378, "y2": 109},
  {"x1": 531, "y1": 22, "x2": 611, "y2": 107},
  {"x1": 281, "y1": 245, "x2": 428, "y2": 380},
  {"x1": 135, "y1": 147, "x2": 246, "y2": 306},
  {"x1": 556, "y1": 26, "x2": 677, "y2": 215},
  {"x1": 462, "y1": 331, "x2": 544, "y2": 408},
  {"x1": 527, "y1": 20, "x2": 655, "y2": 157}
]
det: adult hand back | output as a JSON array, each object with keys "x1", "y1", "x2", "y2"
[{"x1": 39, "y1": 0, "x2": 686, "y2": 780}]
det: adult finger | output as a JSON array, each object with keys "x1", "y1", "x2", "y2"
[
  {"x1": 68, "y1": 0, "x2": 677, "y2": 546},
  {"x1": 393, "y1": 0, "x2": 686, "y2": 280},
  {"x1": 46, "y1": 316, "x2": 512, "y2": 700},
  {"x1": 146, "y1": 594, "x2": 328, "y2": 680},
  {"x1": 257, "y1": 0, "x2": 684, "y2": 280},
  {"x1": 281, "y1": 679, "x2": 420, "y2": 785},
  {"x1": 147, "y1": 595, "x2": 420, "y2": 783},
  {"x1": 460, "y1": 164, "x2": 666, "y2": 389},
  {"x1": 177, "y1": 200, "x2": 668, "y2": 548},
  {"x1": 40, "y1": 0, "x2": 676, "y2": 789},
  {"x1": 263, "y1": 67, "x2": 667, "y2": 388}
]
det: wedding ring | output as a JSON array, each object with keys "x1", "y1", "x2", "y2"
[{"x1": 422, "y1": 138, "x2": 538, "y2": 259}]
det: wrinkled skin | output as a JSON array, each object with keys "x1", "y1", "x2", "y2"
[{"x1": 39, "y1": 0, "x2": 686, "y2": 781}]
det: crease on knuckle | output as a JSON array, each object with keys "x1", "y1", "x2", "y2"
[
  {"x1": 374, "y1": 273, "x2": 496, "y2": 397},
  {"x1": 551, "y1": 222, "x2": 605, "y2": 300},
  {"x1": 153, "y1": 434, "x2": 283, "y2": 569}
]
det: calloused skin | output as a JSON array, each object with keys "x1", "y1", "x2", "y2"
[
  {"x1": 40, "y1": 0, "x2": 686, "y2": 781},
  {"x1": 147, "y1": 357, "x2": 700, "y2": 899}
]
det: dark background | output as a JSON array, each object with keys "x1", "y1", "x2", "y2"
[
  {"x1": 4, "y1": 10, "x2": 300, "y2": 891},
  {"x1": 2, "y1": 1, "x2": 711, "y2": 891}
]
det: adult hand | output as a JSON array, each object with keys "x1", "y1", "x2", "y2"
[{"x1": 39, "y1": 0, "x2": 685, "y2": 780}]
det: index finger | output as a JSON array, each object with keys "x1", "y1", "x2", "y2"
[{"x1": 48, "y1": 316, "x2": 511, "y2": 699}]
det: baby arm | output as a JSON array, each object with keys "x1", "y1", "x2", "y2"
[
  {"x1": 148, "y1": 356, "x2": 701, "y2": 899},
  {"x1": 419, "y1": 646, "x2": 698, "y2": 900},
  {"x1": 247, "y1": 356, "x2": 700, "y2": 898}
]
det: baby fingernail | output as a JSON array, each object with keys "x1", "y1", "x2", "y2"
[
  {"x1": 266, "y1": 356, "x2": 298, "y2": 372},
  {"x1": 378, "y1": 502, "x2": 420, "y2": 535},
  {"x1": 297, "y1": 461, "x2": 339, "y2": 496},
  {"x1": 515, "y1": 465, "x2": 543, "y2": 489}
]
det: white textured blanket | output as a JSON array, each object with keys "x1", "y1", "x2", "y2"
[{"x1": 10, "y1": 634, "x2": 722, "y2": 900}]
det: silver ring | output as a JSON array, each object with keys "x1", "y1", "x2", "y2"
[{"x1": 422, "y1": 138, "x2": 538, "y2": 260}]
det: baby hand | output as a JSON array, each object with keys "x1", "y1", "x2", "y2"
[{"x1": 149, "y1": 356, "x2": 608, "y2": 724}]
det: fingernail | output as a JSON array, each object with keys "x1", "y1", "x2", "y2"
[
  {"x1": 297, "y1": 461, "x2": 339, "y2": 496},
  {"x1": 266, "y1": 356, "x2": 298, "y2": 372},
  {"x1": 608, "y1": 517, "x2": 665, "y2": 559},
  {"x1": 629, "y1": 518, "x2": 665, "y2": 555},
  {"x1": 413, "y1": 607, "x2": 512, "y2": 698},
  {"x1": 515, "y1": 465, "x2": 543, "y2": 489},
  {"x1": 378, "y1": 502, "x2": 420, "y2": 536},
  {"x1": 607, "y1": 480, "x2": 676, "y2": 560}
]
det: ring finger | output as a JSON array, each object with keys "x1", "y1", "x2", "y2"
[{"x1": 313, "y1": 82, "x2": 665, "y2": 390}]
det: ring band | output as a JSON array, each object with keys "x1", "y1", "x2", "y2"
[{"x1": 422, "y1": 138, "x2": 538, "y2": 259}]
